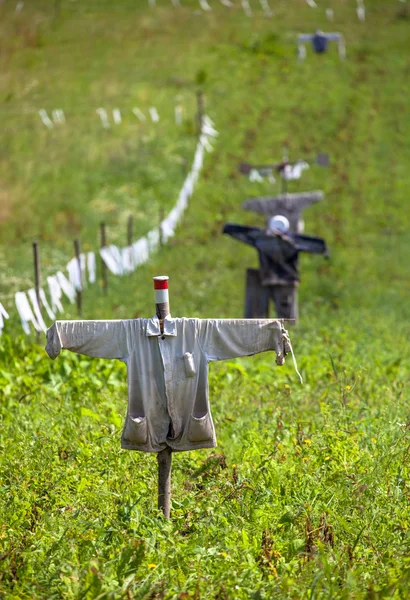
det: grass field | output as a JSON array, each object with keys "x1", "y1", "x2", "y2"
[{"x1": 1, "y1": 1, "x2": 410, "y2": 598}]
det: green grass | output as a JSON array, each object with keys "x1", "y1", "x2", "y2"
[{"x1": 1, "y1": 0, "x2": 410, "y2": 598}]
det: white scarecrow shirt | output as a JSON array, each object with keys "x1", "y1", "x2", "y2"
[{"x1": 46, "y1": 316, "x2": 292, "y2": 453}]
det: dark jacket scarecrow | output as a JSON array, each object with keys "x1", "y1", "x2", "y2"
[{"x1": 223, "y1": 223, "x2": 328, "y2": 286}]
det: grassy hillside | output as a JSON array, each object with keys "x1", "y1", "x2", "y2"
[{"x1": 1, "y1": 1, "x2": 410, "y2": 598}]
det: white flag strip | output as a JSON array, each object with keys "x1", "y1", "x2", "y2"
[
  {"x1": 326, "y1": 8, "x2": 334, "y2": 21},
  {"x1": 80, "y1": 253, "x2": 87, "y2": 285},
  {"x1": 249, "y1": 169, "x2": 264, "y2": 182},
  {"x1": 241, "y1": 0, "x2": 252, "y2": 16},
  {"x1": 282, "y1": 161, "x2": 310, "y2": 181},
  {"x1": 199, "y1": 0, "x2": 212, "y2": 10},
  {"x1": 67, "y1": 257, "x2": 82, "y2": 291},
  {"x1": 39, "y1": 288, "x2": 56, "y2": 320},
  {"x1": 305, "y1": 0, "x2": 317, "y2": 7},
  {"x1": 100, "y1": 245, "x2": 124, "y2": 275},
  {"x1": 52, "y1": 109, "x2": 65, "y2": 124},
  {"x1": 15, "y1": 292, "x2": 40, "y2": 335},
  {"x1": 113, "y1": 108, "x2": 122, "y2": 124},
  {"x1": 28, "y1": 288, "x2": 48, "y2": 333},
  {"x1": 259, "y1": 0, "x2": 273, "y2": 16},
  {"x1": 47, "y1": 275, "x2": 65, "y2": 314},
  {"x1": 0, "y1": 302, "x2": 10, "y2": 336},
  {"x1": 56, "y1": 271, "x2": 76, "y2": 303},
  {"x1": 96, "y1": 108, "x2": 110, "y2": 128},
  {"x1": 132, "y1": 237, "x2": 150, "y2": 267},
  {"x1": 149, "y1": 107, "x2": 160, "y2": 123},
  {"x1": 39, "y1": 109, "x2": 54, "y2": 129},
  {"x1": 87, "y1": 252, "x2": 96, "y2": 284},
  {"x1": 175, "y1": 105, "x2": 183, "y2": 125},
  {"x1": 121, "y1": 246, "x2": 134, "y2": 273},
  {"x1": 220, "y1": 0, "x2": 233, "y2": 6},
  {"x1": 132, "y1": 107, "x2": 146, "y2": 122}
]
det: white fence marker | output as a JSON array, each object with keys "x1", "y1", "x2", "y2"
[
  {"x1": 132, "y1": 107, "x2": 146, "y2": 122},
  {"x1": 113, "y1": 108, "x2": 122, "y2": 124},
  {"x1": 149, "y1": 107, "x2": 160, "y2": 123},
  {"x1": 259, "y1": 0, "x2": 273, "y2": 16},
  {"x1": 96, "y1": 108, "x2": 110, "y2": 128},
  {"x1": 175, "y1": 105, "x2": 183, "y2": 125},
  {"x1": 39, "y1": 109, "x2": 54, "y2": 129},
  {"x1": 241, "y1": 0, "x2": 252, "y2": 16}
]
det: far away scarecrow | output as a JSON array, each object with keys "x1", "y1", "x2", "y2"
[
  {"x1": 297, "y1": 31, "x2": 346, "y2": 62},
  {"x1": 223, "y1": 219, "x2": 328, "y2": 321},
  {"x1": 242, "y1": 190, "x2": 324, "y2": 234},
  {"x1": 45, "y1": 276, "x2": 298, "y2": 518}
]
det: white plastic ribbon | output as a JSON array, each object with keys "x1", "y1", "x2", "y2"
[
  {"x1": 67, "y1": 258, "x2": 82, "y2": 292},
  {"x1": 249, "y1": 169, "x2": 264, "y2": 182},
  {"x1": 56, "y1": 271, "x2": 76, "y2": 303},
  {"x1": 199, "y1": 0, "x2": 212, "y2": 10},
  {"x1": 96, "y1": 108, "x2": 110, "y2": 128},
  {"x1": 28, "y1": 288, "x2": 48, "y2": 333},
  {"x1": 132, "y1": 107, "x2": 146, "y2": 122},
  {"x1": 121, "y1": 246, "x2": 134, "y2": 273},
  {"x1": 39, "y1": 109, "x2": 54, "y2": 129},
  {"x1": 241, "y1": 0, "x2": 252, "y2": 16},
  {"x1": 100, "y1": 245, "x2": 124, "y2": 275},
  {"x1": 87, "y1": 252, "x2": 96, "y2": 284},
  {"x1": 259, "y1": 0, "x2": 273, "y2": 17},
  {"x1": 0, "y1": 302, "x2": 10, "y2": 336},
  {"x1": 15, "y1": 292, "x2": 40, "y2": 335},
  {"x1": 149, "y1": 107, "x2": 160, "y2": 123},
  {"x1": 52, "y1": 109, "x2": 65, "y2": 125},
  {"x1": 47, "y1": 275, "x2": 65, "y2": 313},
  {"x1": 39, "y1": 288, "x2": 56, "y2": 320},
  {"x1": 282, "y1": 161, "x2": 309, "y2": 181},
  {"x1": 175, "y1": 105, "x2": 183, "y2": 125},
  {"x1": 113, "y1": 108, "x2": 122, "y2": 124},
  {"x1": 131, "y1": 238, "x2": 150, "y2": 268}
]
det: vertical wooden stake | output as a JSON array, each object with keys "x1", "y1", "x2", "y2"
[
  {"x1": 196, "y1": 90, "x2": 205, "y2": 135},
  {"x1": 32, "y1": 242, "x2": 41, "y2": 344},
  {"x1": 100, "y1": 222, "x2": 108, "y2": 295},
  {"x1": 157, "y1": 447, "x2": 172, "y2": 518},
  {"x1": 127, "y1": 215, "x2": 133, "y2": 247},
  {"x1": 74, "y1": 239, "x2": 82, "y2": 317}
]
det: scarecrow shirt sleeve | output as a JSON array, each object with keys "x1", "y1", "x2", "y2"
[
  {"x1": 197, "y1": 319, "x2": 290, "y2": 365},
  {"x1": 45, "y1": 320, "x2": 133, "y2": 361}
]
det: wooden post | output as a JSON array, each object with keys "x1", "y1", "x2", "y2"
[
  {"x1": 270, "y1": 284, "x2": 298, "y2": 321},
  {"x1": 100, "y1": 222, "x2": 108, "y2": 295},
  {"x1": 244, "y1": 268, "x2": 269, "y2": 319},
  {"x1": 196, "y1": 90, "x2": 205, "y2": 135},
  {"x1": 74, "y1": 239, "x2": 82, "y2": 317},
  {"x1": 32, "y1": 242, "x2": 41, "y2": 344},
  {"x1": 153, "y1": 276, "x2": 172, "y2": 518},
  {"x1": 157, "y1": 447, "x2": 172, "y2": 518},
  {"x1": 127, "y1": 215, "x2": 133, "y2": 247}
]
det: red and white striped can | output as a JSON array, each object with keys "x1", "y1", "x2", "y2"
[{"x1": 153, "y1": 276, "x2": 170, "y2": 320}]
